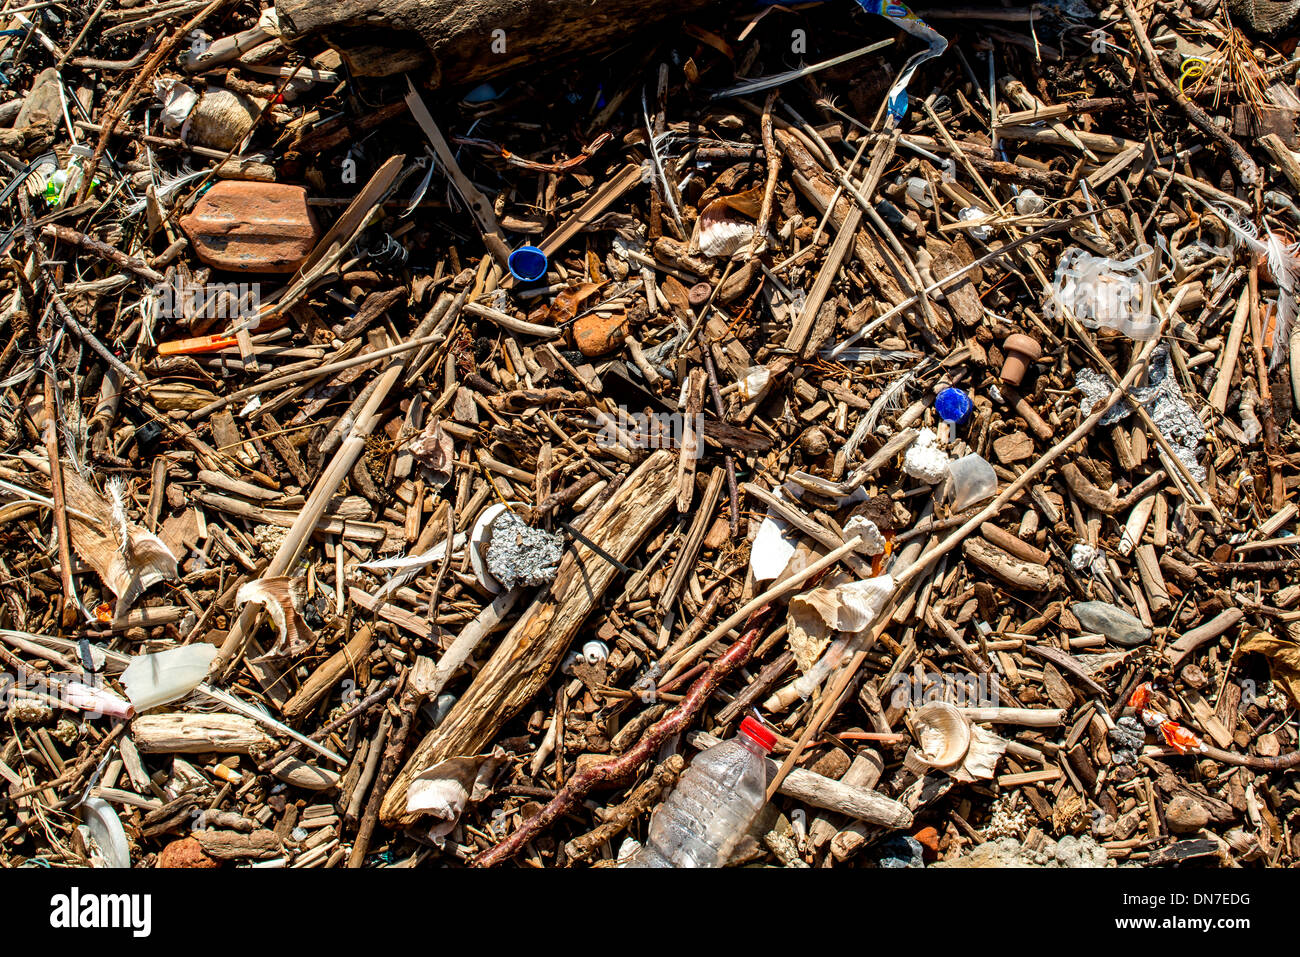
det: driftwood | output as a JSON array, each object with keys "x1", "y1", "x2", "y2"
[
  {"x1": 131, "y1": 714, "x2": 276, "y2": 755},
  {"x1": 276, "y1": 0, "x2": 720, "y2": 79},
  {"x1": 380, "y1": 449, "x2": 679, "y2": 824}
]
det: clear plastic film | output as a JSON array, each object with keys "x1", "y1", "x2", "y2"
[{"x1": 1045, "y1": 245, "x2": 1157, "y2": 340}]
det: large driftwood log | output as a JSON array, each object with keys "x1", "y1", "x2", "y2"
[
  {"x1": 381, "y1": 449, "x2": 677, "y2": 824},
  {"x1": 276, "y1": 0, "x2": 718, "y2": 80}
]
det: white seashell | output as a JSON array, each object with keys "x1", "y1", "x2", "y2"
[
  {"x1": 737, "y1": 365, "x2": 771, "y2": 401},
  {"x1": 910, "y1": 702, "x2": 972, "y2": 769},
  {"x1": 468, "y1": 502, "x2": 525, "y2": 593},
  {"x1": 698, "y1": 215, "x2": 756, "y2": 258},
  {"x1": 81, "y1": 797, "x2": 131, "y2": 868}
]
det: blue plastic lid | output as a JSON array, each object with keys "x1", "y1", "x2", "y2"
[
  {"x1": 508, "y1": 246, "x2": 548, "y2": 283},
  {"x1": 935, "y1": 387, "x2": 972, "y2": 425}
]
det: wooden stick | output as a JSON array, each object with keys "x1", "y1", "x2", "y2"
[{"x1": 380, "y1": 449, "x2": 681, "y2": 825}]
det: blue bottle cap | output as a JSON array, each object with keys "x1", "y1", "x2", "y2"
[
  {"x1": 935, "y1": 387, "x2": 972, "y2": 425},
  {"x1": 508, "y1": 245, "x2": 548, "y2": 283}
]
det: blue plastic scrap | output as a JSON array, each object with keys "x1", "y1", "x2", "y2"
[
  {"x1": 854, "y1": 1, "x2": 948, "y2": 122},
  {"x1": 935, "y1": 386, "x2": 973, "y2": 425}
]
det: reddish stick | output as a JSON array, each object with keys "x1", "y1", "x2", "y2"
[{"x1": 470, "y1": 606, "x2": 774, "y2": 868}]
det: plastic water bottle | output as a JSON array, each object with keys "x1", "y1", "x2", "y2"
[{"x1": 627, "y1": 717, "x2": 776, "y2": 868}]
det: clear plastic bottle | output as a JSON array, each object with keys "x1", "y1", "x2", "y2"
[{"x1": 627, "y1": 717, "x2": 776, "y2": 868}]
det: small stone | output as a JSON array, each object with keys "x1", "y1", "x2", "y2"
[
  {"x1": 878, "y1": 834, "x2": 924, "y2": 868},
  {"x1": 992, "y1": 431, "x2": 1034, "y2": 464},
  {"x1": 157, "y1": 836, "x2": 220, "y2": 869},
  {"x1": 800, "y1": 427, "x2": 829, "y2": 456},
  {"x1": 568, "y1": 310, "x2": 629, "y2": 357},
  {"x1": 179, "y1": 181, "x2": 320, "y2": 274},
  {"x1": 1164, "y1": 794, "x2": 1211, "y2": 833},
  {"x1": 1071, "y1": 600, "x2": 1152, "y2": 647}
]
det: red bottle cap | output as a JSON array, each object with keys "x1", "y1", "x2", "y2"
[{"x1": 739, "y1": 716, "x2": 776, "y2": 752}]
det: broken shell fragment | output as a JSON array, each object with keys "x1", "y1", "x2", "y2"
[
  {"x1": 469, "y1": 502, "x2": 516, "y2": 593},
  {"x1": 910, "y1": 703, "x2": 972, "y2": 770},
  {"x1": 235, "y1": 576, "x2": 317, "y2": 659},
  {"x1": 80, "y1": 797, "x2": 131, "y2": 868}
]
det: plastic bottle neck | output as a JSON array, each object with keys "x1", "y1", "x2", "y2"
[{"x1": 737, "y1": 732, "x2": 772, "y2": 756}]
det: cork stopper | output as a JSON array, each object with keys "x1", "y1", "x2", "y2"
[{"x1": 1000, "y1": 333, "x2": 1042, "y2": 386}]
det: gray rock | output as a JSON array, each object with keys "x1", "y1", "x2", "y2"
[{"x1": 1072, "y1": 600, "x2": 1152, "y2": 647}]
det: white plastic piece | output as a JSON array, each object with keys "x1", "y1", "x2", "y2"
[
  {"x1": 121, "y1": 643, "x2": 219, "y2": 713},
  {"x1": 750, "y1": 508, "x2": 799, "y2": 582},
  {"x1": 947, "y1": 452, "x2": 997, "y2": 511},
  {"x1": 959, "y1": 206, "x2": 992, "y2": 240},
  {"x1": 1014, "y1": 189, "x2": 1044, "y2": 215},
  {"x1": 905, "y1": 176, "x2": 933, "y2": 208}
]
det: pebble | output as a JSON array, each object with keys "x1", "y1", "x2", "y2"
[
  {"x1": 1164, "y1": 794, "x2": 1211, "y2": 833},
  {"x1": 1071, "y1": 600, "x2": 1152, "y2": 647},
  {"x1": 568, "y1": 310, "x2": 629, "y2": 357}
]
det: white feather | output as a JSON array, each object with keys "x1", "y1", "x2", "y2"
[
  {"x1": 107, "y1": 477, "x2": 130, "y2": 557},
  {"x1": 124, "y1": 167, "x2": 208, "y2": 218},
  {"x1": 1264, "y1": 232, "x2": 1299, "y2": 369},
  {"x1": 1203, "y1": 201, "x2": 1299, "y2": 368},
  {"x1": 641, "y1": 88, "x2": 685, "y2": 234}
]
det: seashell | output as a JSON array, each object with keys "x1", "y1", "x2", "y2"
[
  {"x1": 691, "y1": 185, "x2": 764, "y2": 258},
  {"x1": 468, "y1": 502, "x2": 522, "y2": 594},
  {"x1": 81, "y1": 797, "x2": 131, "y2": 868},
  {"x1": 182, "y1": 88, "x2": 261, "y2": 151},
  {"x1": 696, "y1": 209, "x2": 755, "y2": 258},
  {"x1": 910, "y1": 703, "x2": 971, "y2": 769}
]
